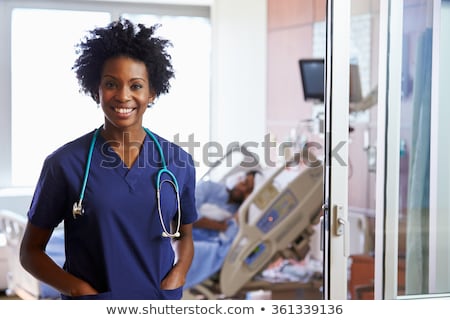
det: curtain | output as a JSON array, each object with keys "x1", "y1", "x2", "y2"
[{"x1": 405, "y1": 27, "x2": 432, "y2": 295}]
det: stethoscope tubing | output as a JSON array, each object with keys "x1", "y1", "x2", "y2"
[
  {"x1": 73, "y1": 126, "x2": 181, "y2": 238},
  {"x1": 80, "y1": 128, "x2": 100, "y2": 203}
]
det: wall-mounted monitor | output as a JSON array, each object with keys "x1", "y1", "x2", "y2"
[
  {"x1": 299, "y1": 59, "x2": 324, "y2": 102},
  {"x1": 299, "y1": 58, "x2": 362, "y2": 104}
]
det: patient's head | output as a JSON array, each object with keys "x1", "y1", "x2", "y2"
[{"x1": 228, "y1": 170, "x2": 259, "y2": 204}]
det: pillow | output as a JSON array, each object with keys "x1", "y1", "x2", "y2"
[
  {"x1": 225, "y1": 171, "x2": 246, "y2": 190},
  {"x1": 226, "y1": 168, "x2": 272, "y2": 191},
  {"x1": 199, "y1": 203, "x2": 233, "y2": 221}
]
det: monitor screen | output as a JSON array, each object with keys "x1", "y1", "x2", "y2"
[
  {"x1": 299, "y1": 59, "x2": 324, "y2": 102},
  {"x1": 299, "y1": 58, "x2": 363, "y2": 104}
]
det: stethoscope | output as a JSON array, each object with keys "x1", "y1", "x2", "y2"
[{"x1": 72, "y1": 126, "x2": 181, "y2": 238}]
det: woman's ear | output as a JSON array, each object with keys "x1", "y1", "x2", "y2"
[
  {"x1": 148, "y1": 92, "x2": 157, "y2": 108},
  {"x1": 92, "y1": 92, "x2": 100, "y2": 104}
]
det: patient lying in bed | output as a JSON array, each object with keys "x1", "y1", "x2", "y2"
[{"x1": 184, "y1": 171, "x2": 258, "y2": 289}]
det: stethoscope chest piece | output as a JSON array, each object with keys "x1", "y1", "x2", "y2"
[{"x1": 72, "y1": 200, "x2": 84, "y2": 219}]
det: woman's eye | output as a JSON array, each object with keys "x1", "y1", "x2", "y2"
[
  {"x1": 131, "y1": 83, "x2": 143, "y2": 90},
  {"x1": 104, "y1": 81, "x2": 116, "y2": 88}
]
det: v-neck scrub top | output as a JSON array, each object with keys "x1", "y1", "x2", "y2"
[{"x1": 28, "y1": 129, "x2": 198, "y2": 300}]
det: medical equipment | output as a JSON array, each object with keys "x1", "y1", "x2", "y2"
[
  {"x1": 220, "y1": 163, "x2": 323, "y2": 297},
  {"x1": 72, "y1": 128, "x2": 99, "y2": 219},
  {"x1": 183, "y1": 147, "x2": 325, "y2": 299},
  {"x1": 73, "y1": 126, "x2": 181, "y2": 238},
  {"x1": 184, "y1": 169, "x2": 377, "y2": 300},
  {"x1": 0, "y1": 233, "x2": 7, "y2": 291},
  {"x1": 0, "y1": 209, "x2": 65, "y2": 299},
  {"x1": 0, "y1": 189, "x2": 34, "y2": 293}
]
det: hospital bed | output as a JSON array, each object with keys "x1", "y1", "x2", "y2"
[
  {"x1": 0, "y1": 209, "x2": 64, "y2": 299},
  {"x1": 183, "y1": 148, "x2": 325, "y2": 299},
  {"x1": 0, "y1": 188, "x2": 34, "y2": 293},
  {"x1": 0, "y1": 232, "x2": 7, "y2": 291}
]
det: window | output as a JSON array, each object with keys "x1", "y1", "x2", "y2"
[{"x1": 11, "y1": 9, "x2": 110, "y2": 186}]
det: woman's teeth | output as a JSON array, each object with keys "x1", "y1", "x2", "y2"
[{"x1": 114, "y1": 107, "x2": 133, "y2": 114}]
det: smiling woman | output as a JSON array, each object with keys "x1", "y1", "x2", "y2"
[{"x1": 19, "y1": 18, "x2": 199, "y2": 300}]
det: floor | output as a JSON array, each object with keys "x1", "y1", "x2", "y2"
[{"x1": 0, "y1": 290, "x2": 21, "y2": 300}]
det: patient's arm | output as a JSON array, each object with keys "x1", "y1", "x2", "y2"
[
  {"x1": 20, "y1": 222, "x2": 98, "y2": 297},
  {"x1": 194, "y1": 216, "x2": 228, "y2": 231}
]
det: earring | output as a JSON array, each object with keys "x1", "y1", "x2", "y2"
[
  {"x1": 93, "y1": 93, "x2": 100, "y2": 108},
  {"x1": 148, "y1": 94, "x2": 157, "y2": 108}
]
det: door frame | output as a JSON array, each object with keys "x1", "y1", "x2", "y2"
[{"x1": 323, "y1": 0, "x2": 350, "y2": 300}]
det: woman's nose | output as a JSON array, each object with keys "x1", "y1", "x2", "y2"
[{"x1": 115, "y1": 86, "x2": 131, "y2": 101}]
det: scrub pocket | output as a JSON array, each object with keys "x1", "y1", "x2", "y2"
[
  {"x1": 61, "y1": 291, "x2": 112, "y2": 300},
  {"x1": 160, "y1": 286, "x2": 183, "y2": 299}
]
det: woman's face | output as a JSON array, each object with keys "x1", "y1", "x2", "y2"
[{"x1": 98, "y1": 56, "x2": 154, "y2": 130}]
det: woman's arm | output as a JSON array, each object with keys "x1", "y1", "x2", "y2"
[
  {"x1": 161, "y1": 223, "x2": 194, "y2": 290},
  {"x1": 20, "y1": 222, "x2": 98, "y2": 297}
]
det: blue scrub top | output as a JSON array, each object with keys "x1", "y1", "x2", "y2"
[{"x1": 28, "y1": 128, "x2": 198, "y2": 300}]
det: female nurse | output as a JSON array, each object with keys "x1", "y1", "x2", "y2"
[{"x1": 19, "y1": 18, "x2": 198, "y2": 300}]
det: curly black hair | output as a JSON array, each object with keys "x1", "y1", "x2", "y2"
[{"x1": 73, "y1": 18, "x2": 174, "y2": 102}]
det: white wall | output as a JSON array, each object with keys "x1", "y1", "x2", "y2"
[
  {"x1": 210, "y1": 0, "x2": 267, "y2": 160},
  {"x1": 0, "y1": 1, "x2": 12, "y2": 187}
]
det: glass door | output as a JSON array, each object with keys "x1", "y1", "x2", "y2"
[{"x1": 375, "y1": 0, "x2": 450, "y2": 299}]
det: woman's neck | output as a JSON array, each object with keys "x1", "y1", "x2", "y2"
[
  {"x1": 101, "y1": 124, "x2": 146, "y2": 168},
  {"x1": 101, "y1": 124, "x2": 146, "y2": 144}
]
